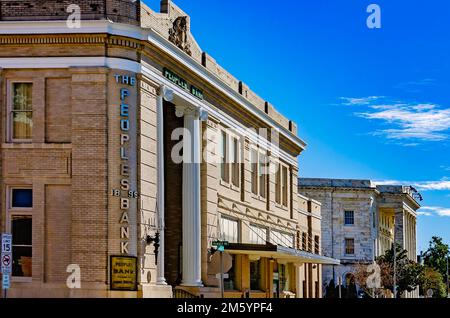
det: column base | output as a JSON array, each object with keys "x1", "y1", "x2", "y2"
[
  {"x1": 156, "y1": 278, "x2": 168, "y2": 285},
  {"x1": 180, "y1": 281, "x2": 204, "y2": 288}
]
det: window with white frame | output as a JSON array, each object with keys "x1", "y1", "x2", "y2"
[
  {"x1": 220, "y1": 131, "x2": 240, "y2": 187},
  {"x1": 231, "y1": 137, "x2": 240, "y2": 187},
  {"x1": 275, "y1": 163, "x2": 289, "y2": 207},
  {"x1": 270, "y1": 230, "x2": 295, "y2": 248},
  {"x1": 344, "y1": 210, "x2": 355, "y2": 226},
  {"x1": 249, "y1": 225, "x2": 267, "y2": 245},
  {"x1": 250, "y1": 149, "x2": 258, "y2": 195},
  {"x1": 220, "y1": 216, "x2": 239, "y2": 243},
  {"x1": 275, "y1": 164, "x2": 281, "y2": 204},
  {"x1": 258, "y1": 153, "x2": 268, "y2": 198},
  {"x1": 8, "y1": 188, "x2": 33, "y2": 278},
  {"x1": 282, "y1": 166, "x2": 288, "y2": 206},
  {"x1": 10, "y1": 82, "x2": 33, "y2": 141},
  {"x1": 220, "y1": 131, "x2": 229, "y2": 183}
]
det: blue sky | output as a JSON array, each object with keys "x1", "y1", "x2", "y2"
[{"x1": 146, "y1": 0, "x2": 450, "y2": 252}]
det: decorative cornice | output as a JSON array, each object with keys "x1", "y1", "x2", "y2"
[{"x1": 0, "y1": 33, "x2": 141, "y2": 49}]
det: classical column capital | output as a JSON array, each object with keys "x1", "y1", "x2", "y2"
[
  {"x1": 161, "y1": 85, "x2": 174, "y2": 102},
  {"x1": 175, "y1": 105, "x2": 209, "y2": 122}
]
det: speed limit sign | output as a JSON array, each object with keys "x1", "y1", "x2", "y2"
[{"x1": 1, "y1": 233, "x2": 12, "y2": 275}]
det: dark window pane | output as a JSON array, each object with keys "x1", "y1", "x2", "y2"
[
  {"x1": 12, "y1": 217, "x2": 32, "y2": 245},
  {"x1": 344, "y1": 211, "x2": 354, "y2": 225},
  {"x1": 250, "y1": 261, "x2": 261, "y2": 290},
  {"x1": 12, "y1": 246, "x2": 32, "y2": 277},
  {"x1": 12, "y1": 189, "x2": 33, "y2": 208}
]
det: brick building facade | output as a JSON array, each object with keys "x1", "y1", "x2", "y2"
[{"x1": 0, "y1": 0, "x2": 338, "y2": 298}]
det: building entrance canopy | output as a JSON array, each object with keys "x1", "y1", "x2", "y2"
[{"x1": 225, "y1": 243, "x2": 340, "y2": 265}]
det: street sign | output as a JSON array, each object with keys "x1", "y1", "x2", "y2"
[
  {"x1": 1, "y1": 233, "x2": 12, "y2": 275},
  {"x1": 212, "y1": 240, "x2": 229, "y2": 248},
  {"x1": 1, "y1": 234, "x2": 12, "y2": 253},
  {"x1": 2, "y1": 274, "x2": 10, "y2": 289},
  {"x1": 2, "y1": 255, "x2": 11, "y2": 268}
]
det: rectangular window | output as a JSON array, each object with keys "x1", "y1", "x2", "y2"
[
  {"x1": 259, "y1": 154, "x2": 267, "y2": 198},
  {"x1": 220, "y1": 131, "x2": 229, "y2": 182},
  {"x1": 270, "y1": 230, "x2": 294, "y2": 248},
  {"x1": 344, "y1": 210, "x2": 355, "y2": 226},
  {"x1": 220, "y1": 216, "x2": 239, "y2": 243},
  {"x1": 279, "y1": 264, "x2": 288, "y2": 292},
  {"x1": 231, "y1": 137, "x2": 239, "y2": 187},
  {"x1": 9, "y1": 188, "x2": 33, "y2": 278},
  {"x1": 345, "y1": 238, "x2": 355, "y2": 255},
  {"x1": 251, "y1": 149, "x2": 258, "y2": 195},
  {"x1": 11, "y1": 83, "x2": 33, "y2": 140},
  {"x1": 275, "y1": 164, "x2": 281, "y2": 204},
  {"x1": 302, "y1": 232, "x2": 307, "y2": 251},
  {"x1": 314, "y1": 235, "x2": 320, "y2": 254},
  {"x1": 249, "y1": 225, "x2": 267, "y2": 245},
  {"x1": 282, "y1": 166, "x2": 288, "y2": 206},
  {"x1": 250, "y1": 260, "x2": 261, "y2": 290},
  {"x1": 11, "y1": 189, "x2": 33, "y2": 208}
]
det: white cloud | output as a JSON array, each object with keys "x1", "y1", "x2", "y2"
[
  {"x1": 417, "y1": 211, "x2": 432, "y2": 216},
  {"x1": 374, "y1": 179, "x2": 450, "y2": 191},
  {"x1": 413, "y1": 180, "x2": 450, "y2": 191},
  {"x1": 339, "y1": 95, "x2": 450, "y2": 143},
  {"x1": 339, "y1": 96, "x2": 383, "y2": 106},
  {"x1": 356, "y1": 103, "x2": 450, "y2": 142},
  {"x1": 419, "y1": 206, "x2": 450, "y2": 217}
]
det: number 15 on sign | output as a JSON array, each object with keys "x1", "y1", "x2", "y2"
[{"x1": 1, "y1": 234, "x2": 12, "y2": 253}]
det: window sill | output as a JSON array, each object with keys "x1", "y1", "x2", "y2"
[
  {"x1": 219, "y1": 179, "x2": 240, "y2": 193},
  {"x1": 274, "y1": 203, "x2": 288, "y2": 211},
  {"x1": 11, "y1": 277, "x2": 32, "y2": 283},
  {"x1": 251, "y1": 194, "x2": 267, "y2": 203}
]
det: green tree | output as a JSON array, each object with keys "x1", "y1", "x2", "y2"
[
  {"x1": 376, "y1": 243, "x2": 424, "y2": 298},
  {"x1": 420, "y1": 267, "x2": 447, "y2": 298},
  {"x1": 423, "y1": 236, "x2": 449, "y2": 280}
]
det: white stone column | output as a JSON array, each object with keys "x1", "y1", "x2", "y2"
[
  {"x1": 156, "y1": 88, "x2": 167, "y2": 285},
  {"x1": 176, "y1": 105, "x2": 204, "y2": 287}
]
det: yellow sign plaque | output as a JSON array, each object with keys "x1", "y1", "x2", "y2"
[{"x1": 110, "y1": 256, "x2": 138, "y2": 291}]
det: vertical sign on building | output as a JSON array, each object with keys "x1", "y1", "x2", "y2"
[
  {"x1": 110, "y1": 73, "x2": 138, "y2": 259},
  {"x1": 1, "y1": 233, "x2": 12, "y2": 294}
]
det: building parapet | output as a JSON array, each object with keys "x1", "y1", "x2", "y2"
[
  {"x1": 0, "y1": 0, "x2": 140, "y2": 25},
  {"x1": 299, "y1": 178, "x2": 376, "y2": 189}
]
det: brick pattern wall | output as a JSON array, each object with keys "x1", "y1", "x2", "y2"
[
  {"x1": 70, "y1": 68, "x2": 109, "y2": 285},
  {"x1": 0, "y1": 0, "x2": 139, "y2": 25}
]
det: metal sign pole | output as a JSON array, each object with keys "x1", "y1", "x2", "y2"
[
  {"x1": 220, "y1": 250, "x2": 224, "y2": 298},
  {"x1": 393, "y1": 243, "x2": 397, "y2": 298}
]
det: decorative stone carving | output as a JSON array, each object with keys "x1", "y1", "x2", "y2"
[{"x1": 168, "y1": 16, "x2": 192, "y2": 56}]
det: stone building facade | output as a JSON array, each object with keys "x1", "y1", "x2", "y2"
[
  {"x1": 0, "y1": 0, "x2": 338, "y2": 298},
  {"x1": 298, "y1": 178, "x2": 420, "y2": 298}
]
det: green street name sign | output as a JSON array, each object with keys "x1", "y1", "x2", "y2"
[
  {"x1": 212, "y1": 240, "x2": 229, "y2": 248},
  {"x1": 163, "y1": 68, "x2": 203, "y2": 100}
]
